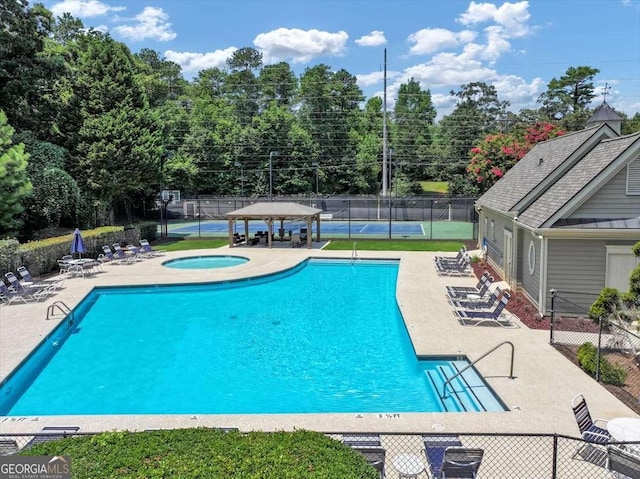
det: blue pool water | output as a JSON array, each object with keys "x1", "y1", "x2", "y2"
[
  {"x1": 0, "y1": 259, "x2": 505, "y2": 416},
  {"x1": 162, "y1": 255, "x2": 249, "y2": 269}
]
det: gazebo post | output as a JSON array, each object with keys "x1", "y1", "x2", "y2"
[
  {"x1": 228, "y1": 218, "x2": 234, "y2": 247},
  {"x1": 267, "y1": 218, "x2": 273, "y2": 248},
  {"x1": 244, "y1": 218, "x2": 249, "y2": 242},
  {"x1": 306, "y1": 217, "x2": 313, "y2": 248}
]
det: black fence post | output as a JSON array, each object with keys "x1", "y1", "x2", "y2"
[
  {"x1": 596, "y1": 316, "x2": 603, "y2": 383},
  {"x1": 551, "y1": 434, "x2": 558, "y2": 479},
  {"x1": 549, "y1": 289, "x2": 556, "y2": 344}
]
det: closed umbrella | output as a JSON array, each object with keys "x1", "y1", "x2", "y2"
[{"x1": 71, "y1": 228, "x2": 86, "y2": 258}]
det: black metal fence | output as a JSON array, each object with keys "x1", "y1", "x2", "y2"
[
  {"x1": 549, "y1": 289, "x2": 640, "y2": 414},
  {"x1": 2, "y1": 430, "x2": 638, "y2": 478},
  {"x1": 161, "y1": 195, "x2": 478, "y2": 240}
]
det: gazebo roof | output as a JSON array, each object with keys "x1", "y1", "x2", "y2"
[{"x1": 226, "y1": 202, "x2": 322, "y2": 220}]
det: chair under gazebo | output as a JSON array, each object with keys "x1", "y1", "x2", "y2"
[{"x1": 225, "y1": 202, "x2": 322, "y2": 249}]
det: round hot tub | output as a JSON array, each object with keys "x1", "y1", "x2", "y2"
[{"x1": 162, "y1": 255, "x2": 249, "y2": 270}]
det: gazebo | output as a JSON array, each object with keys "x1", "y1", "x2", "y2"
[{"x1": 226, "y1": 202, "x2": 322, "y2": 249}]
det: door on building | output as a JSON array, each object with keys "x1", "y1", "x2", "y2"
[
  {"x1": 606, "y1": 245, "x2": 639, "y2": 291},
  {"x1": 504, "y1": 230, "x2": 513, "y2": 284}
]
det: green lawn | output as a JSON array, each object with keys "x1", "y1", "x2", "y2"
[
  {"x1": 419, "y1": 181, "x2": 448, "y2": 194},
  {"x1": 324, "y1": 240, "x2": 463, "y2": 251},
  {"x1": 154, "y1": 238, "x2": 228, "y2": 251}
]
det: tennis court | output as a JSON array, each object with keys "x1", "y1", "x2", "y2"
[{"x1": 167, "y1": 219, "x2": 474, "y2": 240}]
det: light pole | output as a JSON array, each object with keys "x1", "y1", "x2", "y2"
[
  {"x1": 269, "y1": 151, "x2": 279, "y2": 200},
  {"x1": 388, "y1": 149, "x2": 393, "y2": 239},
  {"x1": 311, "y1": 162, "x2": 319, "y2": 196},
  {"x1": 234, "y1": 161, "x2": 244, "y2": 197}
]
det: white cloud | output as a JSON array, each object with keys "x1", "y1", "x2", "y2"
[
  {"x1": 164, "y1": 47, "x2": 237, "y2": 73},
  {"x1": 407, "y1": 28, "x2": 476, "y2": 56},
  {"x1": 457, "y1": 1, "x2": 532, "y2": 38},
  {"x1": 90, "y1": 24, "x2": 109, "y2": 34},
  {"x1": 112, "y1": 6, "x2": 176, "y2": 42},
  {"x1": 355, "y1": 30, "x2": 387, "y2": 47},
  {"x1": 253, "y1": 28, "x2": 348, "y2": 64},
  {"x1": 49, "y1": 0, "x2": 125, "y2": 18},
  {"x1": 356, "y1": 70, "x2": 401, "y2": 87}
]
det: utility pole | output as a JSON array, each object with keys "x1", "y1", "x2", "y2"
[{"x1": 382, "y1": 48, "x2": 388, "y2": 196}]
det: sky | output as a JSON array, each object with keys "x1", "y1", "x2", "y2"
[{"x1": 43, "y1": 0, "x2": 640, "y2": 118}]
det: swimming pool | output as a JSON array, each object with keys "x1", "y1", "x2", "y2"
[
  {"x1": 162, "y1": 255, "x2": 249, "y2": 269},
  {"x1": 0, "y1": 259, "x2": 505, "y2": 415}
]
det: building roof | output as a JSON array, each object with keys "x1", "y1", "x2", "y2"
[
  {"x1": 552, "y1": 216, "x2": 640, "y2": 229},
  {"x1": 226, "y1": 202, "x2": 322, "y2": 219},
  {"x1": 587, "y1": 101, "x2": 622, "y2": 124},
  {"x1": 517, "y1": 133, "x2": 640, "y2": 228},
  {"x1": 476, "y1": 125, "x2": 611, "y2": 214}
]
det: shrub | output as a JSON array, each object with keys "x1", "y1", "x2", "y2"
[
  {"x1": 577, "y1": 342, "x2": 628, "y2": 386},
  {"x1": 589, "y1": 288, "x2": 620, "y2": 320},
  {"x1": 20, "y1": 429, "x2": 379, "y2": 479}
]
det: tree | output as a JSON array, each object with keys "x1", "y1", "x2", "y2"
[
  {"x1": 441, "y1": 82, "x2": 509, "y2": 192},
  {"x1": 0, "y1": 111, "x2": 32, "y2": 237},
  {"x1": 134, "y1": 48, "x2": 185, "y2": 107},
  {"x1": 0, "y1": 1, "x2": 64, "y2": 137},
  {"x1": 258, "y1": 62, "x2": 298, "y2": 108},
  {"x1": 13, "y1": 131, "x2": 80, "y2": 236},
  {"x1": 226, "y1": 47, "x2": 262, "y2": 126},
  {"x1": 622, "y1": 112, "x2": 640, "y2": 135},
  {"x1": 466, "y1": 122, "x2": 565, "y2": 193},
  {"x1": 392, "y1": 78, "x2": 436, "y2": 184},
  {"x1": 71, "y1": 34, "x2": 162, "y2": 223},
  {"x1": 537, "y1": 66, "x2": 599, "y2": 131}
]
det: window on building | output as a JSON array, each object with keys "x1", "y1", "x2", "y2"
[{"x1": 627, "y1": 157, "x2": 640, "y2": 195}]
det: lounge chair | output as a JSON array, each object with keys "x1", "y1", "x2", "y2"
[
  {"x1": 572, "y1": 394, "x2": 611, "y2": 444},
  {"x1": 16, "y1": 266, "x2": 64, "y2": 293},
  {"x1": 423, "y1": 435, "x2": 464, "y2": 478},
  {"x1": 436, "y1": 256, "x2": 472, "y2": 276},
  {"x1": 342, "y1": 434, "x2": 382, "y2": 448},
  {"x1": 300, "y1": 228, "x2": 308, "y2": 242},
  {"x1": 439, "y1": 448, "x2": 484, "y2": 478},
  {"x1": 291, "y1": 233, "x2": 302, "y2": 248},
  {"x1": 140, "y1": 239, "x2": 166, "y2": 256},
  {"x1": 0, "y1": 438, "x2": 19, "y2": 455},
  {"x1": 445, "y1": 271, "x2": 490, "y2": 298},
  {"x1": 126, "y1": 244, "x2": 150, "y2": 260},
  {"x1": 571, "y1": 395, "x2": 611, "y2": 468},
  {"x1": 4, "y1": 272, "x2": 50, "y2": 300},
  {"x1": 0, "y1": 282, "x2": 29, "y2": 305},
  {"x1": 607, "y1": 445, "x2": 640, "y2": 479},
  {"x1": 355, "y1": 447, "x2": 386, "y2": 478},
  {"x1": 434, "y1": 246, "x2": 467, "y2": 264},
  {"x1": 448, "y1": 286, "x2": 502, "y2": 310},
  {"x1": 453, "y1": 292, "x2": 516, "y2": 327},
  {"x1": 108, "y1": 244, "x2": 133, "y2": 264},
  {"x1": 23, "y1": 426, "x2": 80, "y2": 450}
]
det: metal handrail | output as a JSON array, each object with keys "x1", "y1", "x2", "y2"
[
  {"x1": 442, "y1": 341, "x2": 515, "y2": 398},
  {"x1": 46, "y1": 301, "x2": 73, "y2": 324}
]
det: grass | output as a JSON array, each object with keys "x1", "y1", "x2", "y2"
[
  {"x1": 324, "y1": 240, "x2": 463, "y2": 251},
  {"x1": 420, "y1": 181, "x2": 448, "y2": 194},
  {"x1": 154, "y1": 238, "x2": 228, "y2": 251},
  {"x1": 20, "y1": 429, "x2": 378, "y2": 479}
]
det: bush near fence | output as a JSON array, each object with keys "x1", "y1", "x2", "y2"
[{"x1": 0, "y1": 222, "x2": 158, "y2": 277}]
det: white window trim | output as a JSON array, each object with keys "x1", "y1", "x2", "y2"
[
  {"x1": 528, "y1": 240, "x2": 536, "y2": 276},
  {"x1": 490, "y1": 220, "x2": 495, "y2": 241}
]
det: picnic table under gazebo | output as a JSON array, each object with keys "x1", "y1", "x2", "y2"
[{"x1": 226, "y1": 202, "x2": 322, "y2": 249}]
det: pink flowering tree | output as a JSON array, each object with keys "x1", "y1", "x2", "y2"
[{"x1": 467, "y1": 122, "x2": 565, "y2": 193}]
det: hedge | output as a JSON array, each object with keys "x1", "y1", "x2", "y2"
[
  {"x1": 0, "y1": 222, "x2": 158, "y2": 277},
  {"x1": 19, "y1": 429, "x2": 379, "y2": 479},
  {"x1": 577, "y1": 342, "x2": 628, "y2": 386}
]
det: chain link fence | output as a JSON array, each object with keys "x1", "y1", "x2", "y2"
[
  {"x1": 549, "y1": 289, "x2": 640, "y2": 414},
  {"x1": 160, "y1": 195, "x2": 478, "y2": 240},
  {"x1": 1, "y1": 430, "x2": 638, "y2": 477}
]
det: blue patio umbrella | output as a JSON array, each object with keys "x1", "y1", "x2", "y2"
[{"x1": 70, "y1": 228, "x2": 86, "y2": 258}]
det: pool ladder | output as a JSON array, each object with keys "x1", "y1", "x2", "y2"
[
  {"x1": 351, "y1": 242, "x2": 358, "y2": 264},
  {"x1": 46, "y1": 301, "x2": 74, "y2": 327}
]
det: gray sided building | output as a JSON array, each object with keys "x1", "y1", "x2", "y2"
[{"x1": 475, "y1": 105, "x2": 640, "y2": 315}]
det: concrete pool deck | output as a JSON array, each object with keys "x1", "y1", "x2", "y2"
[{"x1": 0, "y1": 245, "x2": 637, "y2": 435}]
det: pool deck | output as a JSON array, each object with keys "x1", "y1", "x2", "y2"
[{"x1": 0, "y1": 244, "x2": 636, "y2": 435}]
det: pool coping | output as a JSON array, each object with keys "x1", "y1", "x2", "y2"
[{"x1": 0, "y1": 246, "x2": 637, "y2": 434}]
